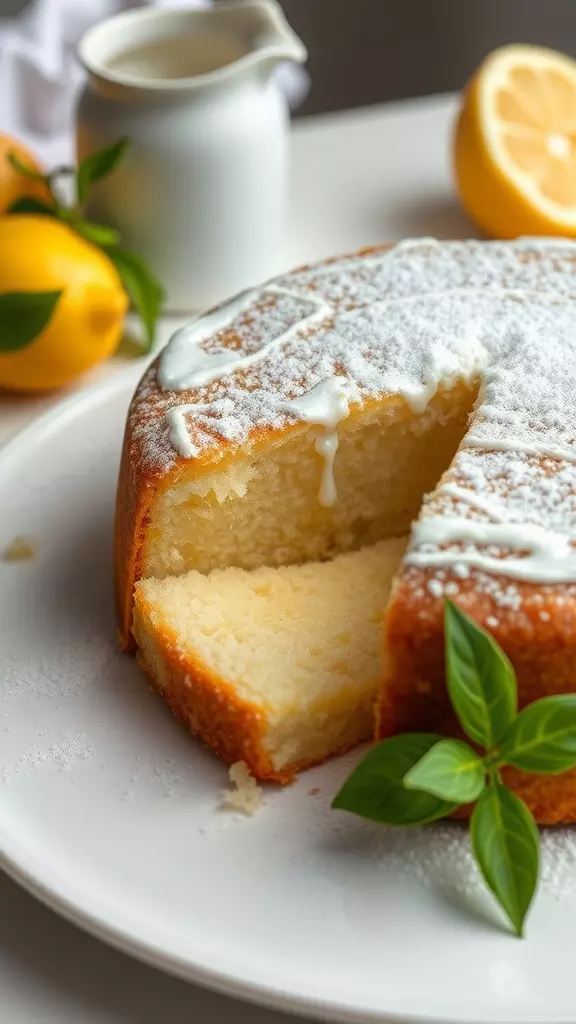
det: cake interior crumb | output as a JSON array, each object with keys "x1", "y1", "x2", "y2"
[
  {"x1": 221, "y1": 760, "x2": 263, "y2": 815},
  {"x1": 2, "y1": 536, "x2": 36, "y2": 562}
]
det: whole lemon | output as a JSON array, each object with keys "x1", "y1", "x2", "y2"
[
  {"x1": 0, "y1": 134, "x2": 53, "y2": 214},
  {"x1": 0, "y1": 215, "x2": 128, "y2": 392}
]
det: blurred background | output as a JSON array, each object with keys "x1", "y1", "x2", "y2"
[{"x1": 2, "y1": 0, "x2": 576, "y2": 115}]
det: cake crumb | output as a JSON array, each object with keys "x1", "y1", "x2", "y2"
[
  {"x1": 221, "y1": 761, "x2": 263, "y2": 815},
  {"x1": 2, "y1": 536, "x2": 36, "y2": 562},
  {"x1": 309, "y1": 787, "x2": 321, "y2": 796}
]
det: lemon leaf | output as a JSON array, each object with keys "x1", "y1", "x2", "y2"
[
  {"x1": 74, "y1": 220, "x2": 122, "y2": 247},
  {"x1": 7, "y1": 152, "x2": 48, "y2": 183},
  {"x1": 104, "y1": 247, "x2": 164, "y2": 351},
  {"x1": 0, "y1": 291, "x2": 63, "y2": 352},
  {"x1": 7, "y1": 197, "x2": 57, "y2": 216},
  {"x1": 77, "y1": 138, "x2": 129, "y2": 206}
]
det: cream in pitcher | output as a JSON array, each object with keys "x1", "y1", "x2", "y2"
[{"x1": 76, "y1": 1, "x2": 307, "y2": 312}]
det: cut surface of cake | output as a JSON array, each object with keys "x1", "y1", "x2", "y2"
[
  {"x1": 133, "y1": 538, "x2": 407, "y2": 780},
  {"x1": 116, "y1": 237, "x2": 576, "y2": 821}
]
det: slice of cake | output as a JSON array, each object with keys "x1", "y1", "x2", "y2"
[{"x1": 133, "y1": 538, "x2": 407, "y2": 780}]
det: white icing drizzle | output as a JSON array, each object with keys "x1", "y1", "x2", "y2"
[
  {"x1": 283, "y1": 376, "x2": 355, "y2": 506},
  {"x1": 465, "y1": 435, "x2": 576, "y2": 464},
  {"x1": 398, "y1": 377, "x2": 441, "y2": 415},
  {"x1": 166, "y1": 375, "x2": 355, "y2": 507},
  {"x1": 436, "y1": 482, "x2": 507, "y2": 523},
  {"x1": 159, "y1": 286, "x2": 331, "y2": 392},
  {"x1": 165, "y1": 404, "x2": 212, "y2": 458},
  {"x1": 159, "y1": 289, "x2": 255, "y2": 390},
  {"x1": 407, "y1": 516, "x2": 576, "y2": 584}
]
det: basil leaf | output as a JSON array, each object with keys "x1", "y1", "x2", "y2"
[
  {"x1": 7, "y1": 197, "x2": 56, "y2": 216},
  {"x1": 404, "y1": 738, "x2": 486, "y2": 803},
  {"x1": 77, "y1": 138, "x2": 129, "y2": 205},
  {"x1": 0, "y1": 290, "x2": 62, "y2": 352},
  {"x1": 471, "y1": 781, "x2": 539, "y2": 937},
  {"x1": 499, "y1": 695, "x2": 576, "y2": 773},
  {"x1": 7, "y1": 152, "x2": 48, "y2": 183},
  {"x1": 104, "y1": 247, "x2": 164, "y2": 350},
  {"x1": 445, "y1": 599, "x2": 516, "y2": 749},
  {"x1": 74, "y1": 220, "x2": 122, "y2": 247},
  {"x1": 332, "y1": 734, "x2": 458, "y2": 826}
]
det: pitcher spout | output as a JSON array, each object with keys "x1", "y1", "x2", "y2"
[
  {"x1": 235, "y1": 0, "x2": 307, "y2": 74},
  {"x1": 78, "y1": 0, "x2": 305, "y2": 96}
]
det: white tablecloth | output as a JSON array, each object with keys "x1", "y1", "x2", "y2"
[{"x1": 0, "y1": 92, "x2": 477, "y2": 1023}]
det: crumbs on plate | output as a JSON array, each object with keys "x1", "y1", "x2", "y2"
[{"x1": 221, "y1": 760, "x2": 263, "y2": 815}]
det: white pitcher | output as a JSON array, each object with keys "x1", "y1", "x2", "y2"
[{"x1": 76, "y1": 1, "x2": 306, "y2": 312}]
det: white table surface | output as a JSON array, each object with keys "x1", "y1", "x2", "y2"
[{"x1": 0, "y1": 92, "x2": 478, "y2": 1023}]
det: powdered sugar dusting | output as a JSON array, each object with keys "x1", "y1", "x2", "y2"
[
  {"x1": 379, "y1": 823, "x2": 576, "y2": 902},
  {"x1": 131, "y1": 239, "x2": 576, "y2": 472},
  {"x1": 0, "y1": 731, "x2": 95, "y2": 784},
  {"x1": 323, "y1": 811, "x2": 576, "y2": 905},
  {"x1": 0, "y1": 634, "x2": 119, "y2": 700},
  {"x1": 129, "y1": 237, "x2": 576, "y2": 603}
]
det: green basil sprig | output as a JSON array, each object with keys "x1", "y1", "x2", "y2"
[
  {"x1": 3, "y1": 140, "x2": 164, "y2": 353},
  {"x1": 333, "y1": 733, "x2": 458, "y2": 825},
  {"x1": 333, "y1": 598, "x2": 576, "y2": 938}
]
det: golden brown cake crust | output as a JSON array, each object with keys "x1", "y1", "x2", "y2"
[
  {"x1": 134, "y1": 600, "x2": 282, "y2": 779},
  {"x1": 114, "y1": 430, "x2": 154, "y2": 650}
]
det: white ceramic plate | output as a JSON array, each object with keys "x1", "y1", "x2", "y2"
[{"x1": 2, "y1": 368, "x2": 576, "y2": 1024}]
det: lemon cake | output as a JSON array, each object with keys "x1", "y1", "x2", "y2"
[{"x1": 116, "y1": 238, "x2": 576, "y2": 821}]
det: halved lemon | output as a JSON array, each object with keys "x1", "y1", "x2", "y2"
[{"x1": 455, "y1": 44, "x2": 576, "y2": 238}]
